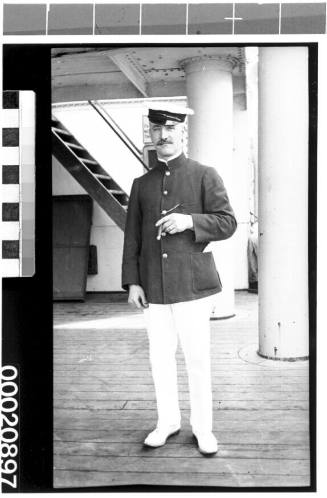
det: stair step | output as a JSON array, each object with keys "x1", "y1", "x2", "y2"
[
  {"x1": 95, "y1": 173, "x2": 111, "y2": 180},
  {"x1": 52, "y1": 126, "x2": 71, "y2": 137},
  {"x1": 66, "y1": 143, "x2": 84, "y2": 150},
  {"x1": 109, "y1": 189, "x2": 125, "y2": 195},
  {"x1": 81, "y1": 158, "x2": 98, "y2": 165}
]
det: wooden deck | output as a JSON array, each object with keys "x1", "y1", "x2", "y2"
[{"x1": 53, "y1": 291, "x2": 310, "y2": 489}]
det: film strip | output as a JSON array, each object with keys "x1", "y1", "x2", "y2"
[
  {"x1": 2, "y1": 2, "x2": 327, "y2": 36},
  {"x1": 1, "y1": 91, "x2": 35, "y2": 277}
]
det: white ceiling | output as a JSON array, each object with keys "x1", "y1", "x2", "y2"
[{"x1": 52, "y1": 46, "x2": 246, "y2": 92}]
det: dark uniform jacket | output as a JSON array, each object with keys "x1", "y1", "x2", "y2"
[{"x1": 122, "y1": 153, "x2": 237, "y2": 304}]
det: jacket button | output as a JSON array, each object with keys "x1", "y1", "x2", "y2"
[
  {"x1": 163, "y1": 190, "x2": 168, "y2": 195},
  {"x1": 162, "y1": 210, "x2": 167, "y2": 215},
  {"x1": 165, "y1": 171, "x2": 171, "y2": 176},
  {"x1": 162, "y1": 253, "x2": 168, "y2": 259}
]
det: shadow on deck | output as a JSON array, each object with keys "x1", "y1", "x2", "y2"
[{"x1": 53, "y1": 291, "x2": 310, "y2": 489}]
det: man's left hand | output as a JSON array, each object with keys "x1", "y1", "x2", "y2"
[{"x1": 155, "y1": 213, "x2": 194, "y2": 235}]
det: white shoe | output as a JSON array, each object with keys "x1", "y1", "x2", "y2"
[
  {"x1": 193, "y1": 432, "x2": 218, "y2": 455},
  {"x1": 144, "y1": 424, "x2": 180, "y2": 447}
]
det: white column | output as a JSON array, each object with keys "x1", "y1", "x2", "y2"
[
  {"x1": 182, "y1": 56, "x2": 236, "y2": 318},
  {"x1": 258, "y1": 47, "x2": 309, "y2": 360}
]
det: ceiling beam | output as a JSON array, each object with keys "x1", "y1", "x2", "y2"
[{"x1": 108, "y1": 53, "x2": 149, "y2": 98}]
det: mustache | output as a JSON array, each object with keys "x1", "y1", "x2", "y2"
[{"x1": 156, "y1": 139, "x2": 173, "y2": 145}]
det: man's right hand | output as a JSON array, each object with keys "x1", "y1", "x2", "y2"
[{"x1": 128, "y1": 284, "x2": 149, "y2": 309}]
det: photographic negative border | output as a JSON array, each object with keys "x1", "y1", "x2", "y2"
[{"x1": 2, "y1": 40, "x2": 317, "y2": 492}]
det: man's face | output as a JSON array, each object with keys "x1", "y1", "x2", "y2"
[{"x1": 149, "y1": 120, "x2": 185, "y2": 159}]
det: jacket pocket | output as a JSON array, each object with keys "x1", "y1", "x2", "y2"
[{"x1": 191, "y1": 251, "x2": 222, "y2": 292}]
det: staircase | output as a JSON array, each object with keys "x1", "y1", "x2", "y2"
[{"x1": 52, "y1": 117, "x2": 128, "y2": 231}]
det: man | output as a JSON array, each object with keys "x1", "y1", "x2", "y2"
[{"x1": 122, "y1": 103, "x2": 237, "y2": 455}]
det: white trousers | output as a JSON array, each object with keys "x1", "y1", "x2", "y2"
[{"x1": 143, "y1": 295, "x2": 216, "y2": 434}]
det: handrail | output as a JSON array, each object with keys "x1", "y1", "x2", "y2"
[
  {"x1": 88, "y1": 100, "x2": 150, "y2": 172},
  {"x1": 93, "y1": 100, "x2": 142, "y2": 156}
]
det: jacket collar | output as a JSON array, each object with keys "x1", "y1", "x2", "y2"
[{"x1": 156, "y1": 152, "x2": 187, "y2": 170}]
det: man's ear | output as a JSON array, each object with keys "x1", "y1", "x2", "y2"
[
  {"x1": 181, "y1": 123, "x2": 187, "y2": 142},
  {"x1": 180, "y1": 122, "x2": 186, "y2": 135}
]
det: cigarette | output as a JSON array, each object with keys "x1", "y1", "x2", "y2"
[
  {"x1": 157, "y1": 225, "x2": 163, "y2": 240},
  {"x1": 156, "y1": 204, "x2": 181, "y2": 240}
]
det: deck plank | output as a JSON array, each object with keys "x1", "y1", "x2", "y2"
[
  {"x1": 54, "y1": 470, "x2": 310, "y2": 488},
  {"x1": 54, "y1": 429, "x2": 310, "y2": 445},
  {"x1": 53, "y1": 292, "x2": 311, "y2": 489},
  {"x1": 54, "y1": 390, "x2": 309, "y2": 401},
  {"x1": 54, "y1": 441, "x2": 310, "y2": 459},
  {"x1": 54, "y1": 416, "x2": 308, "y2": 432},
  {"x1": 54, "y1": 383, "x2": 308, "y2": 392},
  {"x1": 53, "y1": 409, "x2": 308, "y2": 421},
  {"x1": 53, "y1": 455, "x2": 310, "y2": 476}
]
